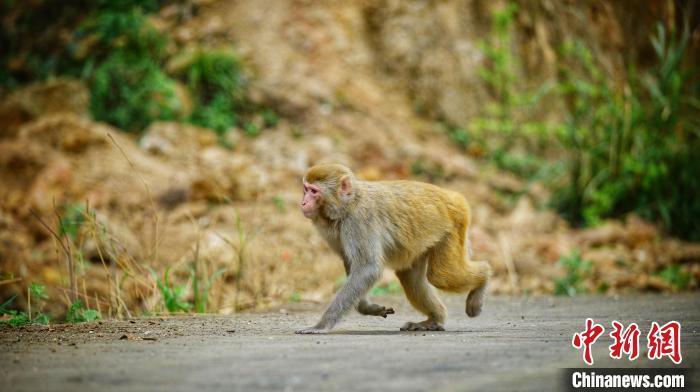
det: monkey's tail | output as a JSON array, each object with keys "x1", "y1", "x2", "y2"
[
  {"x1": 466, "y1": 227, "x2": 473, "y2": 259},
  {"x1": 466, "y1": 259, "x2": 491, "y2": 287}
]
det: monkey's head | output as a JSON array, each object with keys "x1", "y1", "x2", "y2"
[{"x1": 301, "y1": 163, "x2": 355, "y2": 220}]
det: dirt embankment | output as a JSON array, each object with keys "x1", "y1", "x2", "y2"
[{"x1": 1, "y1": 1, "x2": 698, "y2": 318}]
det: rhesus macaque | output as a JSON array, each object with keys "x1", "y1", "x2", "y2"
[{"x1": 296, "y1": 163, "x2": 491, "y2": 334}]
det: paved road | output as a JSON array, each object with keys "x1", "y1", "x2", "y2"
[{"x1": 2, "y1": 294, "x2": 698, "y2": 391}]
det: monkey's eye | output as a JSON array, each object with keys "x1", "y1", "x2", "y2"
[{"x1": 310, "y1": 188, "x2": 318, "y2": 195}]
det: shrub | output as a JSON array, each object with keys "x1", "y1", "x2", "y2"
[
  {"x1": 90, "y1": 52, "x2": 181, "y2": 131},
  {"x1": 152, "y1": 267, "x2": 192, "y2": 313},
  {"x1": 658, "y1": 265, "x2": 691, "y2": 290},
  {"x1": 182, "y1": 50, "x2": 247, "y2": 134},
  {"x1": 553, "y1": 251, "x2": 592, "y2": 296},
  {"x1": 552, "y1": 24, "x2": 700, "y2": 239},
  {"x1": 66, "y1": 299, "x2": 101, "y2": 323},
  {"x1": 1, "y1": 2, "x2": 270, "y2": 137},
  {"x1": 0, "y1": 284, "x2": 51, "y2": 327},
  {"x1": 457, "y1": 3, "x2": 699, "y2": 240},
  {"x1": 461, "y1": 2, "x2": 553, "y2": 177},
  {"x1": 0, "y1": 1, "x2": 92, "y2": 87},
  {"x1": 76, "y1": 3, "x2": 184, "y2": 132}
]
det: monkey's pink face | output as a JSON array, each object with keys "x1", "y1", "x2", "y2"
[{"x1": 301, "y1": 182, "x2": 322, "y2": 218}]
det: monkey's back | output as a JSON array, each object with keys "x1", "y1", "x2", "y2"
[{"x1": 364, "y1": 180, "x2": 471, "y2": 269}]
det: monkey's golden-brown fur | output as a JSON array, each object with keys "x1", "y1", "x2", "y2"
[{"x1": 297, "y1": 163, "x2": 491, "y2": 333}]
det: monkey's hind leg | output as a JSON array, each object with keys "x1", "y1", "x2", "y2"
[
  {"x1": 465, "y1": 278, "x2": 488, "y2": 317},
  {"x1": 357, "y1": 298, "x2": 395, "y2": 318},
  {"x1": 395, "y1": 258, "x2": 447, "y2": 331},
  {"x1": 425, "y1": 230, "x2": 491, "y2": 318}
]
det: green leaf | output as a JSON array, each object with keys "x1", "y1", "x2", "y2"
[
  {"x1": 0, "y1": 294, "x2": 18, "y2": 314},
  {"x1": 66, "y1": 300, "x2": 101, "y2": 323},
  {"x1": 29, "y1": 283, "x2": 49, "y2": 300},
  {"x1": 7, "y1": 312, "x2": 30, "y2": 327}
]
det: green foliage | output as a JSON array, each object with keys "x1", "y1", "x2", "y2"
[
  {"x1": 0, "y1": 0, "x2": 172, "y2": 130},
  {"x1": 91, "y1": 51, "x2": 181, "y2": 131},
  {"x1": 448, "y1": 127, "x2": 471, "y2": 150},
  {"x1": 243, "y1": 121, "x2": 261, "y2": 137},
  {"x1": 4, "y1": 312, "x2": 31, "y2": 327},
  {"x1": 29, "y1": 283, "x2": 50, "y2": 325},
  {"x1": 152, "y1": 267, "x2": 192, "y2": 313},
  {"x1": 553, "y1": 251, "x2": 592, "y2": 297},
  {"x1": 91, "y1": 0, "x2": 162, "y2": 19},
  {"x1": 59, "y1": 203, "x2": 87, "y2": 241},
  {"x1": 369, "y1": 281, "x2": 402, "y2": 297},
  {"x1": 272, "y1": 195, "x2": 286, "y2": 212},
  {"x1": 75, "y1": 3, "x2": 166, "y2": 62},
  {"x1": 77, "y1": 2, "x2": 181, "y2": 132},
  {"x1": 597, "y1": 281, "x2": 609, "y2": 294},
  {"x1": 451, "y1": 4, "x2": 700, "y2": 241},
  {"x1": 0, "y1": 283, "x2": 50, "y2": 327},
  {"x1": 182, "y1": 50, "x2": 247, "y2": 134},
  {"x1": 462, "y1": 1, "x2": 553, "y2": 177},
  {"x1": 261, "y1": 108, "x2": 280, "y2": 127},
  {"x1": 289, "y1": 292, "x2": 301, "y2": 302},
  {"x1": 0, "y1": 1, "x2": 176, "y2": 132},
  {"x1": 0, "y1": 295, "x2": 29, "y2": 327},
  {"x1": 2, "y1": 2, "x2": 278, "y2": 139},
  {"x1": 490, "y1": 149, "x2": 545, "y2": 180},
  {"x1": 658, "y1": 265, "x2": 691, "y2": 290},
  {"x1": 0, "y1": 294, "x2": 17, "y2": 314},
  {"x1": 0, "y1": 2, "x2": 91, "y2": 87},
  {"x1": 478, "y1": 2, "x2": 518, "y2": 110},
  {"x1": 551, "y1": 23, "x2": 700, "y2": 239},
  {"x1": 178, "y1": 50, "x2": 276, "y2": 139},
  {"x1": 33, "y1": 313, "x2": 51, "y2": 325},
  {"x1": 66, "y1": 299, "x2": 101, "y2": 323},
  {"x1": 191, "y1": 266, "x2": 226, "y2": 313},
  {"x1": 29, "y1": 282, "x2": 49, "y2": 300},
  {"x1": 1, "y1": 287, "x2": 51, "y2": 327}
]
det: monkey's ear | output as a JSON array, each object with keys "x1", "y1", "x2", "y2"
[{"x1": 339, "y1": 175, "x2": 353, "y2": 196}]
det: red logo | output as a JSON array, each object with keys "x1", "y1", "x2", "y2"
[
  {"x1": 572, "y1": 320, "x2": 682, "y2": 365},
  {"x1": 647, "y1": 321, "x2": 682, "y2": 364},
  {"x1": 572, "y1": 318, "x2": 605, "y2": 365},
  {"x1": 609, "y1": 321, "x2": 640, "y2": 361}
]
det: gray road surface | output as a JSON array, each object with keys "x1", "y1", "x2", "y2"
[{"x1": 2, "y1": 294, "x2": 698, "y2": 391}]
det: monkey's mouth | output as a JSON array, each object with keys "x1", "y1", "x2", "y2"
[{"x1": 301, "y1": 207, "x2": 316, "y2": 218}]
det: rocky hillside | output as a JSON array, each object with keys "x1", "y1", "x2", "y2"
[{"x1": 1, "y1": 0, "x2": 698, "y2": 319}]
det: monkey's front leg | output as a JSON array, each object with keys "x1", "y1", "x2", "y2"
[
  {"x1": 344, "y1": 258, "x2": 394, "y2": 318},
  {"x1": 341, "y1": 256, "x2": 394, "y2": 318},
  {"x1": 296, "y1": 263, "x2": 381, "y2": 334}
]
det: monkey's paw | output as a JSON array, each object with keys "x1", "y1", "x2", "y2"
[
  {"x1": 399, "y1": 321, "x2": 445, "y2": 332},
  {"x1": 376, "y1": 307, "x2": 395, "y2": 318},
  {"x1": 360, "y1": 305, "x2": 395, "y2": 318},
  {"x1": 295, "y1": 327, "x2": 330, "y2": 334}
]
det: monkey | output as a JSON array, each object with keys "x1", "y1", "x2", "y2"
[{"x1": 296, "y1": 163, "x2": 491, "y2": 334}]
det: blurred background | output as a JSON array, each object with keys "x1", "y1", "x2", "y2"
[{"x1": 0, "y1": 0, "x2": 698, "y2": 325}]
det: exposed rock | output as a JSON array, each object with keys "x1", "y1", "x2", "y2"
[
  {"x1": 191, "y1": 147, "x2": 268, "y2": 202},
  {"x1": 140, "y1": 121, "x2": 217, "y2": 159},
  {"x1": 0, "y1": 78, "x2": 89, "y2": 138}
]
